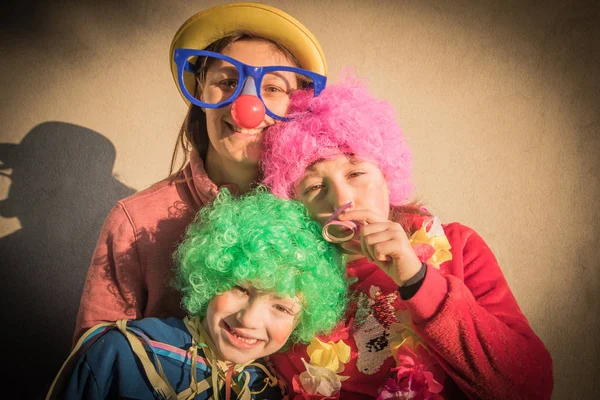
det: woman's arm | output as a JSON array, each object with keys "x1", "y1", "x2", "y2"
[{"x1": 73, "y1": 202, "x2": 146, "y2": 342}]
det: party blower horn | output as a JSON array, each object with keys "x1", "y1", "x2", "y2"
[{"x1": 322, "y1": 201, "x2": 359, "y2": 243}]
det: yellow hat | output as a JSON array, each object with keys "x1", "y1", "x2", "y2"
[{"x1": 170, "y1": 2, "x2": 327, "y2": 106}]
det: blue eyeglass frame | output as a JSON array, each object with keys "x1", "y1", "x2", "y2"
[{"x1": 174, "y1": 48, "x2": 327, "y2": 121}]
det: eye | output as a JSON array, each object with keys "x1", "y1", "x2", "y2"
[
  {"x1": 262, "y1": 85, "x2": 288, "y2": 97},
  {"x1": 348, "y1": 171, "x2": 366, "y2": 179},
  {"x1": 218, "y1": 79, "x2": 237, "y2": 90},
  {"x1": 273, "y1": 304, "x2": 295, "y2": 315},
  {"x1": 303, "y1": 183, "x2": 325, "y2": 195}
]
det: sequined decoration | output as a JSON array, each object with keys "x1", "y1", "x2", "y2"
[
  {"x1": 352, "y1": 291, "x2": 371, "y2": 330},
  {"x1": 353, "y1": 286, "x2": 397, "y2": 375},
  {"x1": 372, "y1": 291, "x2": 398, "y2": 330}
]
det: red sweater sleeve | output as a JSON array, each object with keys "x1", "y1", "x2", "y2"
[
  {"x1": 403, "y1": 223, "x2": 553, "y2": 400},
  {"x1": 73, "y1": 202, "x2": 145, "y2": 342}
]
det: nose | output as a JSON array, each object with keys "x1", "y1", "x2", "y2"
[
  {"x1": 329, "y1": 181, "x2": 354, "y2": 211},
  {"x1": 231, "y1": 76, "x2": 266, "y2": 129},
  {"x1": 235, "y1": 299, "x2": 265, "y2": 329}
]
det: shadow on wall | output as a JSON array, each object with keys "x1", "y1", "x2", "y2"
[{"x1": 0, "y1": 122, "x2": 135, "y2": 398}]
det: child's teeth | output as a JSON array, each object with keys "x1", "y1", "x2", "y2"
[{"x1": 233, "y1": 330, "x2": 258, "y2": 344}]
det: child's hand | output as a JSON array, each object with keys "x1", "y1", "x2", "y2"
[{"x1": 338, "y1": 209, "x2": 423, "y2": 287}]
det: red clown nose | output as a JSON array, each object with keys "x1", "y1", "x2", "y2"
[
  {"x1": 231, "y1": 95, "x2": 266, "y2": 129},
  {"x1": 231, "y1": 77, "x2": 266, "y2": 129}
]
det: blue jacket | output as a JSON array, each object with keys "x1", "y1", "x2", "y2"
[{"x1": 49, "y1": 317, "x2": 283, "y2": 399}]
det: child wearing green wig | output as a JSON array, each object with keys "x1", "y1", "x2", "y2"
[{"x1": 47, "y1": 188, "x2": 348, "y2": 400}]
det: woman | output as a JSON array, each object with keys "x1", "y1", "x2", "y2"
[
  {"x1": 74, "y1": 2, "x2": 328, "y2": 341},
  {"x1": 261, "y1": 77, "x2": 553, "y2": 399}
]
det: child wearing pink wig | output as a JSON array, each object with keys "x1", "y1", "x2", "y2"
[{"x1": 261, "y1": 77, "x2": 553, "y2": 400}]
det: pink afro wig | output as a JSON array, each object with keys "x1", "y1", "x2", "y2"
[{"x1": 261, "y1": 75, "x2": 413, "y2": 205}]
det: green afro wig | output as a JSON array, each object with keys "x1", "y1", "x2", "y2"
[{"x1": 173, "y1": 187, "x2": 348, "y2": 343}]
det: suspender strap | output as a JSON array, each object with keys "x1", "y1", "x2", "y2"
[
  {"x1": 184, "y1": 317, "x2": 263, "y2": 400},
  {"x1": 115, "y1": 319, "x2": 178, "y2": 399}
]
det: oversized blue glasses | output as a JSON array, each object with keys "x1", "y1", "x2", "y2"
[{"x1": 173, "y1": 49, "x2": 327, "y2": 125}]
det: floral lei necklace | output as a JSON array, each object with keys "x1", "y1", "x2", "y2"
[{"x1": 292, "y1": 217, "x2": 452, "y2": 400}]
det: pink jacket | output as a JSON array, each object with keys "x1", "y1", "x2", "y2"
[{"x1": 74, "y1": 151, "x2": 236, "y2": 341}]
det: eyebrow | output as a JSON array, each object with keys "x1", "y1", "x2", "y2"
[
  {"x1": 266, "y1": 293, "x2": 302, "y2": 308},
  {"x1": 252, "y1": 288, "x2": 296, "y2": 302},
  {"x1": 305, "y1": 158, "x2": 326, "y2": 171},
  {"x1": 206, "y1": 65, "x2": 238, "y2": 75},
  {"x1": 298, "y1": 171, "x2": 319, "y2": 183},
  {"x1": 301, "y1": 157, "x2": 364, "y2": 179},
  {"x1": 266, "y1": 293, "x2": 297, "y2": 303}
]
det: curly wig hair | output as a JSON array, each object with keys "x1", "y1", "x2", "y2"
[
  {"x1": 173, "y1": 187, "x2": 348, "y2": 343},
  {"x1": 261, "y1": 75, "x2": 413, "y2": 205}
]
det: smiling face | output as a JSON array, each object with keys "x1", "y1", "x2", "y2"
[
  {"x1": 202, "y1": 284, "x2": 301, "y2": 364},
  {"x1": 199, "y1": 39, "x2": 298, "y2": 167},
  {"x1": 294, "y1": 154, "x2": 390, "y2": 255}
]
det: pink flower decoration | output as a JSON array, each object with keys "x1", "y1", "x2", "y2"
[
  {"x1": 377, "y1": 377, "x2": 418, "y2": 399},
  {"x1": 411, "y1": 243, "x2": 436, "y2": 263},
  {"x1": 321, "y1": 320, "x2": 351, "y2": 343},
  {"x1": 377, "y1": 344, "x2": 445, "y2": 400}
]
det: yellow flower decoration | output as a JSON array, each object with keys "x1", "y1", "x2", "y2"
[
  {"x1": 409, "y1": 216, "x2": 452, "y2": 268},
  {"x1": 307, "y1": 337, "x2": 351, "y2": 373},
  {"x1": 388, "y1": 313, "x2": 423, "y2": 361}
]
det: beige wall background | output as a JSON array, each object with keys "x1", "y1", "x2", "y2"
[{"x1": 1, "y1": 0, "x2": 598, "y2": 398}]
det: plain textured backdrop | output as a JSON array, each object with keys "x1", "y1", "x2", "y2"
[{"x1": 0, "y1": 0, "x2": 598, "y2": 398}]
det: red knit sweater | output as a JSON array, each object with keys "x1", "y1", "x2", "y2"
[{"x1": 270, "y1": 222, "x2": 553, "y2": 400}]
